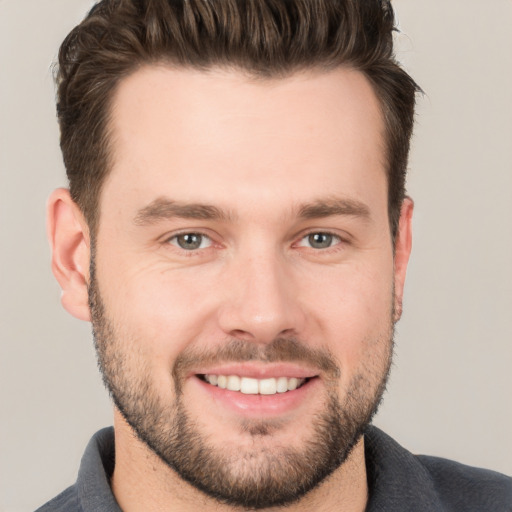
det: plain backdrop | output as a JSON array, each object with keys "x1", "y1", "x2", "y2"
[{"x1": 1, "y1": 1, "x2": 511, "y2": 510}]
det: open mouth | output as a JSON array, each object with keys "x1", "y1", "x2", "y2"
[{"x1": 198, "y1": 374, "x2": 311, "y2": 395}]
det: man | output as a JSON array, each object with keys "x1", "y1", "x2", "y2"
[{"x1": 37, "y1": 0, "x2": 511, "y2": 511}]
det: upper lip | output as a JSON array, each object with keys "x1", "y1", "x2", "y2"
[{"x1": 190, "y1": 362, "x2": 319, "y2": 380}]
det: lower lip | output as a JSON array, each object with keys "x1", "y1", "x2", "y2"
[{"x1": 192, "y1": 376, "x2": 319, "y2": 417}]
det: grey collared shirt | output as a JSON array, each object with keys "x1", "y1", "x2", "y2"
[{"x1": 35, "y1": 426, "x2": 512, "y2": 511}]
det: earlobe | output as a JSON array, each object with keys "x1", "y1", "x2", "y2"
[
  {"x1": 393, "y1": 197, "x2": 414, "y2": 323},
  {"x1": 47, "y1": 188, "x2": 91, "y2": 322}
]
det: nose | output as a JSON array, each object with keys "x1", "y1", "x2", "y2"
[{"x1": 217, "y1": 248, "x2": 306, "y2": 344}]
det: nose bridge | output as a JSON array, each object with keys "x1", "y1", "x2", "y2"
[{"x1": 218, "y1": 239, "x2": 303, "y2": 342}]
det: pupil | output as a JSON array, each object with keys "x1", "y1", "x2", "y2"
[
  {"x1": 309, "y1": 233, "x2": 332, "y2": 249},
  {"x1": 179, "y1": 234, "x2": 201, "y2": 250}
]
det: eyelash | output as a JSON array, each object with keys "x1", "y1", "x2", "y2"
[
  {"x1": 296, "y1": 232, "x2": 343, "y2": 251},
  {"x1": 166, "y1": 231, "x2": 216, "y2": 255},
  {"x1": 164, "y1": 230, "x2": 347, "y2": 255}
]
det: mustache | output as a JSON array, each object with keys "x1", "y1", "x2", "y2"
[{"x1": 172, "y1": 337, "x2": 340, "y2": 384}]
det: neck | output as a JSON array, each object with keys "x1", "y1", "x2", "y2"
[{"x1": 111, "y1": 410, "x2": 368, "y2": 512}]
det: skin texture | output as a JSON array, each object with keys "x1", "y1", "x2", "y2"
[{"x1": 48, "y1": 66, "x2": 413, "y2": 512}]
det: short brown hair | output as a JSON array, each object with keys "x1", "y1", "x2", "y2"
[{"x1": 56, "y1": 0, "x2": 419, "y2": 238}]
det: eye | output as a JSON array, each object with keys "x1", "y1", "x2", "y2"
[
  {"x1": 169, "y1": 233, "x2": 212, "y2": 251},
  {"x1": 298, "y1": 232, "x2": 341, "y2": 249}
]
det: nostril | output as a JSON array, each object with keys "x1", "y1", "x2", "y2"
[
  {"x1": 278, "y1": 328, "x2": 296, "y2": 338},
  {"x1": 229, "y1": 329, "x2": 253, "y2": 340}
]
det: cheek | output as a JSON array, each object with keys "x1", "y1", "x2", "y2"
[
  {"x1": 103, "y1": 264, "x2": 219, "y2": 360},
  {"x1": 299, "y1": 259, "x2": 394, "y2": 372}
]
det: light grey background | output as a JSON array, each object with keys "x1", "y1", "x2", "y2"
[{"x1": 1, "y1": 1, "x2": 511, "y2": 511}]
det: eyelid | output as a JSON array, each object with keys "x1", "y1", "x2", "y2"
[
  {"x1": 162, "y1": 229, "x2": 218, "y2": 251},
  {"x1": 292, "y1": 227, "x2": 356, "y2": 255},
  {"x1": 296, "y1": 231, "x2": 342, "y2": 247},
  {"x1": 162, "y1": 227, "x2": 211, "y2": 241},
  {"x1": 160, "y1": 228, "x2": 350, "y2": 253},
  {"x1": 169, "y1": 233, "x2": 212, "y2": 250}
]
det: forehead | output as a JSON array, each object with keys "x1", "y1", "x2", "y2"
[{"x1": 103, "y1": 65, "x2": 387, "y2": 220}]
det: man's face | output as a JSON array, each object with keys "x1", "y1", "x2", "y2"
[{"x1": 90, "y1": 66, "x2": 405, "y2": 508}]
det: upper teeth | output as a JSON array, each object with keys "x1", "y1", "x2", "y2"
[{"x1": 204, "y1": 375, "x2": 306, "y2": 395}]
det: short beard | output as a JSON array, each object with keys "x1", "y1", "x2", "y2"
[{"x1": 88, "y1": 253, "x2": 394, "y2": 509}]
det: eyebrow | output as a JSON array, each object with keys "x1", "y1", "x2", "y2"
[
  {"x1": 134, "y1": 197, "x2": 234, "y2": 225},
  {"x1": 297, "y1": 197, "x2": 371, "y2": 221},
  {"x1": 134, "y1": 195, "x2": 371, "y2": 226}
]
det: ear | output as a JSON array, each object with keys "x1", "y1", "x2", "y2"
[
  {"x1": 47, "y1": 188, "x2": 91, "y2": 322},
  {"x1": 393, "y1": 197, "x2": 414, "y2": 322}
]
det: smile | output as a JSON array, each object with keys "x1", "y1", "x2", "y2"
[{"x1": 201, "y1": 374, "x2": 308, "y2": 395}]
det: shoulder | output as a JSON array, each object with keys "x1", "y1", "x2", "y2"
[
  {"x1": 33, "y1": 427, "x2": 118, "y2": 512},
  {"x1": 364, "y1": 426, "x2": 512, "y2": 512},
  {"x1": 34, "y1": 485, "x2": 79, "y2": 512},
  {"x1": 417, "y1": 454, "x2": 512, "y2": 511}
]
